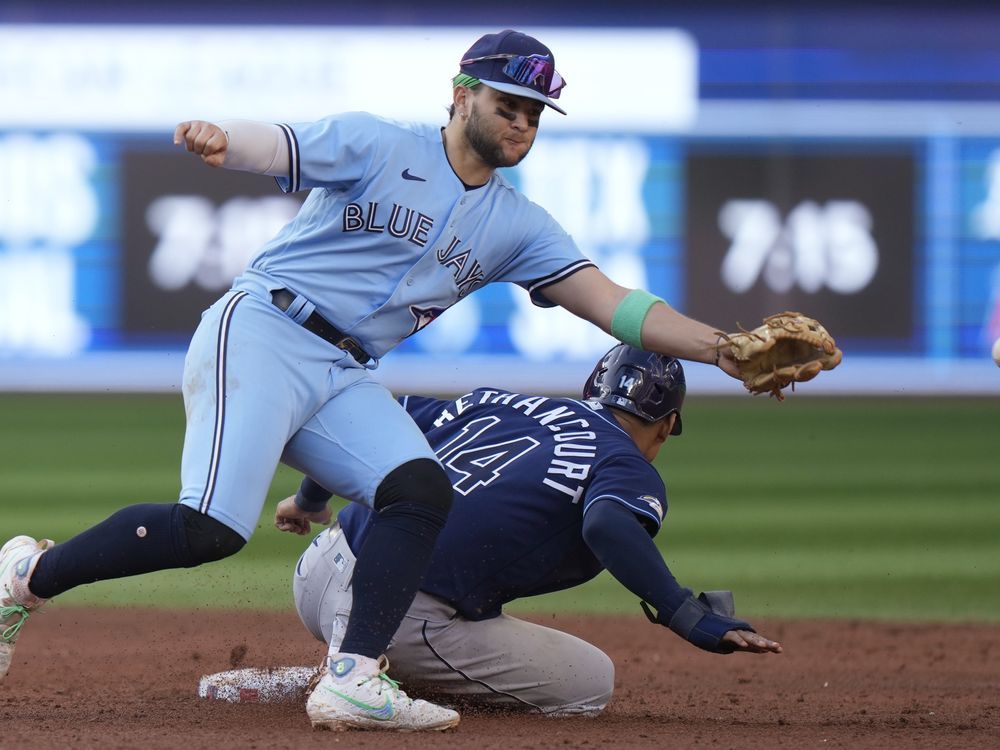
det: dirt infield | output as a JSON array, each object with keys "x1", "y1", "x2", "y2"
[{"x1": 1, "y1": 608, "x2": 997, "y2": 749}]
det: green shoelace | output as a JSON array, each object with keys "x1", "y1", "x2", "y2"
[
  {"x1": 1, "y1": 604, "x2": 30, "y2": 643},
  {"x1": 376, "y1": 672, "x2": 401, "y2": 693}
]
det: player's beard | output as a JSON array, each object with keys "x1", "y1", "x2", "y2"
[{"x1": 464, "y1": 103, "x2": 531, "y2": 169}]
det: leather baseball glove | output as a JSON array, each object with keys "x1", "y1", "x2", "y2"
[{"x1": 718, "y1": 312, "x2": 842, "y2": 400}]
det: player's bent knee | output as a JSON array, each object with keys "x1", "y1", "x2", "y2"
[
  {"x1": 374, "y1": 458, "x2": 453, "y2": 513},
  {"x1": 549, "y1": 647, "x2": 614, "y2": 716},
  {"x1": 178, "y1": 505, "x2": 246, "y2": 565}
]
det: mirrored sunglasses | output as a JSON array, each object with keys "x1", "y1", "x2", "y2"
[{"x1": 460, "y1": 53, "x2": 566, "y2": 99}]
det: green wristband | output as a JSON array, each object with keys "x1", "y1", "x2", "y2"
[{"x1": 610, "y1": 289, "x2": 664, "y2": 348}]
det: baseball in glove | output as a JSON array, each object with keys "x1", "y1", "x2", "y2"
[{"x1": 717, "y1": 312, "x2": 842, "y2": 400}]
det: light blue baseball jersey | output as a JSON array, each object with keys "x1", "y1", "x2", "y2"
[{"x1": 236, "y1": 111, "x2": 594, "y2": 359}]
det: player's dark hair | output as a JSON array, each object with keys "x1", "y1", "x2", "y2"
[{"x1": 449, "y1": 76, "x2": 482, "y2": 121}]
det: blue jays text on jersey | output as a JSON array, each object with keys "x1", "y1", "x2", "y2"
[
  {"x1": 338, "y1": 389, "x2": 669, "y2": 619},
  {"x1": 231, "y1": 112, "x2": 595, "y2": 359},
  {"x1": 342, "y1": 203, "x2": 487, "y2": 302}
]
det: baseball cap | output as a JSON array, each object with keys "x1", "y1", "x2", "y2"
[{"x1": 459, "y1": 29, "x2": 567, "y2": 115}]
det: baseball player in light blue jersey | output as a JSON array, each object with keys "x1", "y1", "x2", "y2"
[{"x1": 1, "y1": 29, "x2": 746, "y2": 732}]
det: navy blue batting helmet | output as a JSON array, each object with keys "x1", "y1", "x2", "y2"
[{"x1": 582, "y1": 345, "x2": 686, "y2": 435}]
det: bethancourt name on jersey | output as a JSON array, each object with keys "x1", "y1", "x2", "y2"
[{"x1": 430, "y1": 390, "x2": 605, "y2": 505}]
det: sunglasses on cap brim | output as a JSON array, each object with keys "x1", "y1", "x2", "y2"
[{"x1": 459, "y1": 53, "x2": 566, "y2": 99}]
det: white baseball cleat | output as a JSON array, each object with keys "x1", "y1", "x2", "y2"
[
  {"x1": 0, "y1": 535, "x2": 54, "y2": 681},
  {"x1": 306, "y1": 653, "x2": 460, "y2": 732}
]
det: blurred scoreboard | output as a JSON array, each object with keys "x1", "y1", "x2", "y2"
[
  {"x1": 685, "y1": 146, "x2": 916, "y2": 347},
  {"x1": 2, "y1": 15, "x2": 1000, "y2": 393}
]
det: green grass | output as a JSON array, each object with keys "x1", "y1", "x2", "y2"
[{"x1": 1, "y1": 394, "x2": 998, "y2": 622}]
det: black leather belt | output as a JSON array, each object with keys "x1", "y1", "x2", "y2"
[{"x1": 271, "y1": 289, "x2": 372, "y2": 364}]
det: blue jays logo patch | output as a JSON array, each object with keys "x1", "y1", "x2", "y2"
[
  {"x1": 407, "y1": 305, "x2": 447, "y2": 337},
  {"x1": 638, "y1": 494, "x2": 664, "y2": 521}
]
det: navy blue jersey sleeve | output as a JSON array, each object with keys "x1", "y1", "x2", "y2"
[{"x1": 580, "y1": 452, "x2": 667, "y2": 533}]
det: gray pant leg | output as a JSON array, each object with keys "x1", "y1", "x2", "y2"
[
  {"x1": 292, "y1": 525, "x2": 613, "y2": 715},
  {"x1": 389, "y1": 592, "x2": 614, "y2": 716}
]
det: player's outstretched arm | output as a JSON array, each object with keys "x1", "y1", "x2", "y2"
[
  {"x1": 582, "y1": 499, "x2": 781, "y2": 655},
  {"x1": 542, "y1": 267, "x2": 741, "y2": 379},
  {"x1": 173, "y1": 120, "x2": 289, "y2": 175}
]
